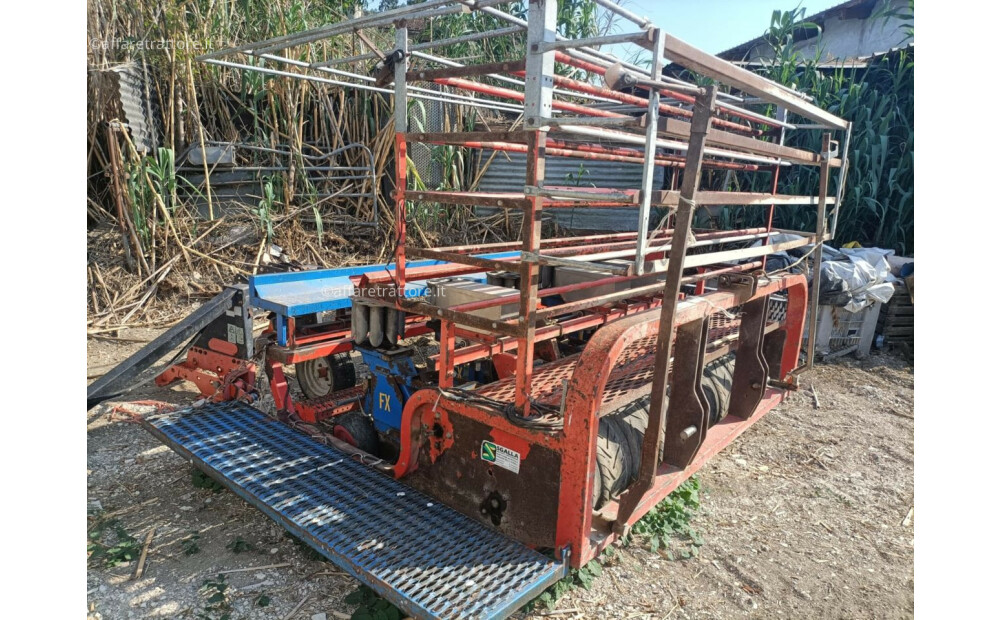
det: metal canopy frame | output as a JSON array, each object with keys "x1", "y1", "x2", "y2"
[{"x1": 200, "y1": 0, "x2": 849, "y2": 412}]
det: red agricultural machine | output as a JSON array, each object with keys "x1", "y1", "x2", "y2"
[{"x1": 87, "y1": 1, "x2": 850, "y2": 617}]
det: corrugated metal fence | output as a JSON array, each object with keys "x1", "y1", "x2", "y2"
[{"x1": 475, "y1": 149, "x2": 667, "y2": 232}]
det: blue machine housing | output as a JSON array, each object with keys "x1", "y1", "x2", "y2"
[{"x1": 357, "y1": 346, "x2": 423, "y2": 433}]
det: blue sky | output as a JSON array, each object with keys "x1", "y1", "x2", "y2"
[{"x1": 615, "y1": 0, "x2": 844, "y2": 53}]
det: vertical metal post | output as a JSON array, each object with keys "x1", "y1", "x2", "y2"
[
  {"x1": 438, "y1": 320, "x2": 455, "y2": 388},
  {"x1": 393, "y1": 21, "x2": 409, "y2": 296},
  {"x1": 615, "y1": 85, "x2": 718, "y2": 532},
  {"x1": 633, "y1": 27, "x2": 666, "y2": 276},
  {"x1": 514, "y1": 0, "x2": 557, "y2": 414},
  {"x1": 806, "y1": 132, "x2": 832, "y2": 368},
  {"x1": 830, "y1": 122, "x2": 852, "y2": 238},
  {"x1": 765, "y1": 106, "x2": 788, "y2": 232}
]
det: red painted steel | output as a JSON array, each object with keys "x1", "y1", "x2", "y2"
[
  {"x1": 553, "y1": 51, "x2": 784, "y2": 131},
  {"x1": 394, "y1": 132, "x2": 408, "y2": 293},
  {"x1": 415, "y1": 136, "x2": 761, "y2": 171},
  {"x1": 395, "y1": 274, "x2": 806, "y2": 567},
  {"x1": 430, "y1": 75, "x2": 623, "y2": 118},
  {"x1": 526, "y1": 70, "x2": 758, "y2": 135},
  {"x1": 155, "y1": 347, "x2": 255, "y2": 402}
]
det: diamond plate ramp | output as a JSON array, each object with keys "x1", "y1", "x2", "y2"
[{"x1": 142, "y1": 401, "x2": 565, "y2": 620}]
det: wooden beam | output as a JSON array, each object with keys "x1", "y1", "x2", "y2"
[
  {"x1": 406, "y1": 59, "x2": 526, "y2": 81},
  {"x1": 654, "y1": 191, "x2": 835, "y2": 206},
  {"x1": 661, "y1": 33, "x2": 849, "y2": 130},
  {"x1": 405, "y1": 247, "x2": 516, "y2": 272},
  {"x1": 654, "y1": 116, "x2": 841, "y2": 167},
  {"x1": 403, "y1": 190, "x2": 529, "y2": 210},
  {"x1": 406, "y1": 130, "x2": 531, "y2": 144}
]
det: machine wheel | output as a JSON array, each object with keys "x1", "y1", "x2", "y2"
[
  {"x1": 295, "y1": 353, "x2": 357, "y2": 399},
  {"x1": 702, "y1": 355, "x2": 736, "y2": 426},
  {"x1": 594, "y1": 398, "x2": 649, "y2": 510},
  {"x1": 331, "y1": 411, "x2": 380, "y2": 455},
  {"x1": 592, "y1": 355, "x2": 739, "y2": 509}
]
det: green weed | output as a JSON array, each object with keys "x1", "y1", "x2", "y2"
[
  {"x1": 197, "y1": 575, "x2": 232, "y2": 620},
  {"x1": 226, "y1": 537, "x2": 254, "y2": 554},
  {"x1": 626, "y1": 477, "x2": 704, "y2": 560},
  {"x1": 191, "y1": 467, "x2": 224, "y2": 492},
  {"x1": 87, "y1": 513, "x2": 142, "y2": 568},
  {"x1": 181, "y1": 531, "x2": 201, "y2": 556},
  {"x1": 344, "y1": 584, "x2": 403, "y2": 620}
]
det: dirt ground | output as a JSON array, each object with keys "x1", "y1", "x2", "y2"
[{"x1": 87, "y1": 329, "x2": 913, "y2": 620}]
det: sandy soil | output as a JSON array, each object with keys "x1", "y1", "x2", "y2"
[{"x1": 87, "y1": 330, "x2": 913, "y2": 620}]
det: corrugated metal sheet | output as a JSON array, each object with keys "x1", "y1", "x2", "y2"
[
  {"x1": 475, "y1": 149, "x2": 666, "y2": 232},
  {"x1": 111, "y1": 62, "x2": 158, "y2": 153}
]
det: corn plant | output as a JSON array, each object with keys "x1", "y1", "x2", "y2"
[
  {"x1": 729, "y1": 7, "x2": 914, "y2": 255},
  {"x1": 257, "y1": 176, "x2": 277, "y2": 243}
]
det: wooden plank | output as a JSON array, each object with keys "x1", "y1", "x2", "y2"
[
  {"x1": 403, "y1": 190, "x2": 529, "y2": 210},
  {"x1": 655, "y1": 117, "x2": 841, "y2": 167},
  {"x1": 654, "y1": 191, "x2": 835, "y2": 207},
  {"x1": 406, "y1": 59, "x2": 525, "y2": 81},
  {"x1": 406, "y1": 130, "x2": 531, "y2": 144},
  {"x1": 405, "y1": 247, "x2": 516, "y2": 272},
  {"x1": 661, "y1": 32, "x2": 849, "y2": 129}
]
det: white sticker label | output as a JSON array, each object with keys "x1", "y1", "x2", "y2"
[
  {"x1": 481, "y1": 440, "x2": 520, "y2": 474},
  {"x1": 227, "y1": 323, "x2": 245, "y2": 345}
]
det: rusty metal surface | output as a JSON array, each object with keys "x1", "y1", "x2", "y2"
[
  {"x1": 404, "y1": 413, "x2": 563, "y2": 548},
  {"x1": 660, "y1": 318, "x2": 710, "y2": 468},
  {"x1": 614, "y1": 85, "x2": 719, "y2": 532},
  {"x1": 728, "y1": 296, "x2": 770, "y2": 419}
]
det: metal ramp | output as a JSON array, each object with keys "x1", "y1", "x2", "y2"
[{"x1": 142, "y1": 401, "x2": 565, "y2": 620}]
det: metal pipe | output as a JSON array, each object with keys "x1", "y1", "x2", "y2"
[
  {"x1": 245, "y1": 1, "x2": 512, "y2": 59},
  {"x1": 430, "y1": 75, "x2": 619, "y2": 117},
  {"x1": 536, "y1": 30, "x2": 653, "y2": 53},
  {"x1": 766, "y1": 107, "x2": 789, "y2": 231},
  {"x1": 427, "y1": 135, "x2": 760, "y2": 171},
  {"x1": 830, "y1": 122, "x2": 853, "y2": 237},
  {"x1": 636, "y1": 26, "x2": 667, "y2": 275},
  {"x1": 312, "y1": 25, "x2": 525, "y2": 68},
  {"x1": 806, "y1": 133, "x2": 833, "y2": 369},
  {"x1": 554, "y1": 52, "x2": 792, "y2": 131},
  {"x1": 531, "y1": 71, "x2": 758, "y2": 135},
  {"x1": 201, "y1": 0, "x2": 464, "y2": 60},
  {"x1": 593, "y1": 0, "x2": 652, "y2": 28},
  {"x1": 557, "y1": 124, "x2": 787, "y2": 166},
  {"x1": 257, "y1": 53, "x2": 526, "y2": 113},
  {"x1": 409, "y1": 50, "x2": 619, "y2": 105}
]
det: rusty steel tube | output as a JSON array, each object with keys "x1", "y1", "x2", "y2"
[
  {"x1": 430, "y1": 76, "x2": 623, "y2": 118},
  {"x1": 554, "y1": 51, "x2": 788, "y2": 131},
  {"x1": 435, "y1": 260, "x2": 765, "y2": 366},
  {"x1": 443, "y1": 229, "x2": 767, "y2": 314},
  {"x1": 416, "y1": 136, "x2": 760, "y2": 172},
  {"x1": 533, "y1": 70, "x2": 759, "y2": 135}
]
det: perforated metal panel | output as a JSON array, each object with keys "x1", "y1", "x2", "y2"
[{"x1": 143, "y1": 402, "x2": 564, "y2": 620}]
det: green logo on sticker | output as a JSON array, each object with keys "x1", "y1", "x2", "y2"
[{"x1": 481, "y1": 441, "x2": 497, "y2": 462}]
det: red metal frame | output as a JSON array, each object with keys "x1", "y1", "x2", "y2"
[
  {"x1": 391, "y1": 274, "x2": 806, "y2": 567},
  {"x1": 155, "y1": 345, "x2": 256, "y2": 403}
]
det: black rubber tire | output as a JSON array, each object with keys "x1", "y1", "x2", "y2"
[
  {"x1": 331, "y1": 411, "x2": 380, "y2": 455},
  {"x1": 702, "y1": 355, "x2": 736, "y2": 426},
  {"x1": 328, "y1": 353, "x2": 357, "y2": 390},
  {"x1": 592, "y1": 355, "x2": 736, "y2": 510},
  {"x1": 594, "y1": 398, "x2": 649, "y2": 510},
  {"x1": 295, "y1": 353, "x2": 357, "y2": 399},
  {"x1": 592, "y1": 465, "x2": 603, "y2": 510}
]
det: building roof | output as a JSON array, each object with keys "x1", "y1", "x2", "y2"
[{"x1": 716, "y1": 0, "x2": 886, "y2": 62}]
